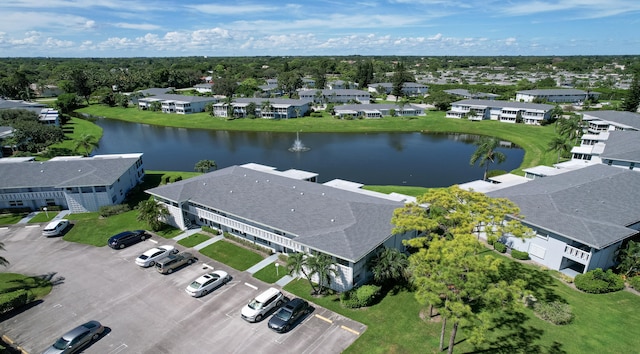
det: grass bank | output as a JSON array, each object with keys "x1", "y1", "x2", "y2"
[
  {"x1": 47, "y1": 116, "x2": 103, "y2": 156},
  {"x1": 76, "y1": 105, "x2": 559, "y2": 173}
]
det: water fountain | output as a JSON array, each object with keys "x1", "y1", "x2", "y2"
[{"x1": 288, "y1": 131, "x2": 310, "y2": 152}]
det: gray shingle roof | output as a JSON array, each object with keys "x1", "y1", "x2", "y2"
[
  {"x1": 517, "y1": 89, "x2": 594, "y2": 95},
  {"x1": 452, "y1": 99, "x2": 553, "y2": 110},
  {"x1": 0, "y1": 157, "x2": 141, "y2": 188},
  {"x1": 146, "y1": 166, "x2": 404, "y2": 262},
  {"x1": 581, "y1": 110, "x2": 640, "y2": 130},
  {"x1": 600, "y1": 131, "x2": 640, "y2": 163},
  {"x1": 488, "y1": 164, "x2": 640, "y2": 249}
]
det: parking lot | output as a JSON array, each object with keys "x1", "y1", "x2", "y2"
[{"x1": 0, "y1": 224, "x2": 365, "y2": 354}]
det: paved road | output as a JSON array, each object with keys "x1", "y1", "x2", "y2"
[{"x1": 0, "y1": 224, "x2": 365, "y2": 354}]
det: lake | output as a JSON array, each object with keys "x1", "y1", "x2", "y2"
[{"x1": 92, "y1": 118, "x2": 524, "y2": 187}]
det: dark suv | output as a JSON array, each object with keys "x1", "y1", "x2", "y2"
[
  {"x1": 108, "y1": 230, "x2": 148, "y2": 249},
  {"x1": 267, "y1": 298, "x2": 310, "y2": 333},
  {"x1": 155, "y1": 252, "x2": 197, "y2": 274}
]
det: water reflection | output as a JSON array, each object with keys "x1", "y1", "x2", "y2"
[{"x1": 91, "y1": 118, "x2": 524, "y2": 188}]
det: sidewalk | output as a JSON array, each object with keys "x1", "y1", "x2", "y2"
[
  {"x1": 245, "y1": 254, "x2": 279, "y2": 274},
  {"x1": 18, "y1": 209, "x2": 71, "y2": 224},
  {"x1": 172, "y1": 227, "x2": 203, "y2": 241}
]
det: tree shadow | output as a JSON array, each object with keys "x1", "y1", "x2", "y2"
[
  {"x1": 499, "y1": 261, "x2": 565, "y2": 303},
  {"x1": 0, "y1": 300, "x2": 44, "y2": 322}
]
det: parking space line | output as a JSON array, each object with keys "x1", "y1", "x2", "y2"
[
  {"x1": 244, "y1": 282, "x2": 258, "y2": 290},
  {"x1": 148, "y1": 239, "x2": 158, "y2": 244},
  {"x1": 107, "y1": 343, "x2": 128, "y2": 354},
  {"x1": 25, "y1": 225, "x2": 39, "y2": 228},
  {"x1": 314, "y1": 314, "x2": 333, "y2": 323},
  {"x1": 0, "y1": 227, "x2": 8, "y2": 230},
  {"x1": 202, "y1": 263, "x2": 214, "y2": 270},
  {"x1": 340, "y1": 325, "x2": 360, "y2": 335}
]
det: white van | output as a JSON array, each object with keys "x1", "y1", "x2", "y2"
[
  {"x1": 240, "y1": 287, "x2": 285, "y2": 322},
  {"x1": 42, "y1": 219, "x2": 70, "y2": 237}
]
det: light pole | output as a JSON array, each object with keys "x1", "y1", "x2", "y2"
[
  {"x1": 275, "y1": 263, "x2": 279, "y2": 277},
  {"x1": 43, "y1": 207, "x2": 48, "y2": 218}
]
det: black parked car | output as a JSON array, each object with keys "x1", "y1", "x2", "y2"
[
  {"x1": 108, "y1": 230, "x2": 149, "y2": 249},
  {"x1": 267, "y1": 298, "x2": 310, "y2": 333}
]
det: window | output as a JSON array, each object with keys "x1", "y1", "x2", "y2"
[
  {"x1": 80, "y1": 186, "x2": 93, "y2": 193},
  {"x1": 95, "y1": 186, "x2": 107, "y2": 192},
  {"x1": 9, "y1": 200, "x2": 24, "y2": 207}
]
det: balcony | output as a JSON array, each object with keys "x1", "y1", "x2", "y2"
[{"x1": 564, "y1": 244, "x2": 591, "y2": 262}]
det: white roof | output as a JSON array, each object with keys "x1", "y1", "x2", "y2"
[
  {"x1": 523, "y1": 165, "x2": 566, "y2": 177},
  {"x1": 488, "y1": 173, "x2": 530, "y2": 185}
]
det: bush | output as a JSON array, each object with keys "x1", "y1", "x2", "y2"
[
  {"x1": 310, "y1": 112, "x2": 323, "y2": 118},
  {"x1": 511, "y1": 249, "x2": 530, "y2": 260},
  {"x1": 340, "y1": 284, "x2": 382, "y2": 308},
  {"x1": 574, "y1": 268, "x2": 625, "y2": 294},
  {"x1": 0, "y1": 290, "x2": 34, "y2": 314},
  {"x1": 494, "y1": 242, "x2": 507, "y2": 253},
  {"x1": 628, "y1": 276, "x2": 640, "y2": 291},
  {"x1": 201, "y1": 225, "x2": 220, "y2": 235},
  {"x1": 223, "y1": 232, "x2": 274, "y2": 255},
  {"x1": 99, "y1": 204, "x2": 131, "y2": 217},
  {"x1": 168, "y1": 175, "x2": 182, "y2": 183},
  {"x1": 534, "y1": 301, "x2": 574, "y2": 325}
]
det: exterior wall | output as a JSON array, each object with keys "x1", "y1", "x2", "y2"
[
  {"x1": 0, "y1": 189, "x2": 67, "y2": 211},
  {"x1": 587, "y1": 241, "x2": 621, "y2": 271}
]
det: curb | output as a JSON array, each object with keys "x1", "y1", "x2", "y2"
[{"x1": 2, "y1": 334, "x2": 29, "y2": 354}]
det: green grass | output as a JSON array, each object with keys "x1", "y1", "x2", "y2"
[
  {"x1": 285, "y1": 258, "x2": 640, "y2": 354},
  {"x1": 177, "y1": 233, "x2": 211, "y2": 248},
  {"x1": 0, "y1": 213, "x2": 27, "y2": 225},
  {"x1": 27, "y1": 211, "x2": 57, "y2": 223},
  {"x1": 363, "y1": 185, "x2": 432, "y2": 197},
  {"x1": 76, "y1": 105, "x2": 559, "y2": 174},
  {"x1": 198, "y1": 240, "x2": 264, "y2": 271},
  {"x1": 0, "y1": 273, "x2": 52, "y2": 299},
  {"x1": 47, "y1": 116, "x2": 104, "y2": 156},
  {"x1": 252, "y1": 263, "x2": 285, "y2": 284}
]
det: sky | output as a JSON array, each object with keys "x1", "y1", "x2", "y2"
[{"x1": 1, "y1": 0, "x2": 639, "y2": 58}]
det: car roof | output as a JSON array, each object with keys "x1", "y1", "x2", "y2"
[
  {"x1": 254, "y1": 287, "x2": 281, "y2": 302},
  {"x1": 45, "y1": 219, "x2": 68, "y2": 228},
  {"x1": 62, "y1": 324, "x2": 89, "y2": 339},
  {"x1": 285, "y1": 298, "x2": 305, "y2": 308}
]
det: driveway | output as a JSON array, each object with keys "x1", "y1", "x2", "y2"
[{"x1": 0, "y1": 224, "x2": 365, "y2": 354}]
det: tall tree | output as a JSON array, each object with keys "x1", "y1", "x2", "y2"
[
  {"x1": 368, "y1": 247, "x2": 408, "y2": 285},
  {"x1": 616, "y1": 240, "x2": 640, "y2": 277},
  {"x1": 74, "y1": 134, "x2": 100, "y2": 157},
  {"x1": 136, "y1": 199, "x2": 169, "y2": 231},
  {"x1": 547, "y1": 136, "x2": 572, "y2": 163},
  {"x1": 307, "y1": 253, "x2": 338, "y2": 295},
  {"x1": 622, "y1": 70, "x2": 640, "y2": 112},
  {"x1": 469, "y1": 137, "x2": 507, "y2": 181},
  {"x1": 557, "y1": 115, "x2": 583, "y2": 145},
  {"x1": 194, "y1": 159, "x2": 217, "y2": 173},
  {"x1": 286, "y1": 252, "x2": 318, "y2": 294}
]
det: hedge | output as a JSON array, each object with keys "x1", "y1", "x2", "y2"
[
  {"x1": 99, "y1": 204, "x2": 131, "y2": 217},
  {"x1": 574, "y1": 268, "x2": 625, "y2": 294},
  {"x1": 0, "y1": 290, "x2": 34, "y2": 314},
  {"x1": 628, "y1": 276, "x2": 640, "y2": 291},
  {"x1": 494, "y1": 242, "x2": 507, "y2": 253},
  {"x1": 340, "y1": 284, "x2": 381, "y2": 308},
  {"x1": 511, "y1": 249, "x2": 530, "y2": 260}
]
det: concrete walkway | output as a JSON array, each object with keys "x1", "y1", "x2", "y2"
[
  {"x1": 245, "y1": 253, "x2": 279, "y2": 274},
  {"x1": 275, "y1": 275, "x2": 295, "y2": 287},
  {"x1": 18, "y1": 209, "x2": 71, "y2": 224},
  {"x1": 172, "y1": 227, "x2": 203, "y2": 241},
  {"x1": 193, "y1": 235, "x2": 224, "y2": 250}
]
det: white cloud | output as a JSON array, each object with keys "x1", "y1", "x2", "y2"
[{"x1": 113, "y1": 23, "x2": 161, "y2": 31}]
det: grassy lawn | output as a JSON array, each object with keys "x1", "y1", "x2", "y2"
[
  {"x1": 47, "y1": 116, "x2": 104, "y2": 156},
  {"x1": 177, "y1": 233, "x2": 211, "y2": 248},
  {"x1": 0, "y1": 273, "x2": 52, "y2": 300},
  {"x1": 0, "y1": 213, "x2": 28, "y2": 225},
  {"x1": 76, "y1": 105, "x2": 559, "y2": 174},
  {"x1": 285, "y1": 259, "x2": 640, "y2": 354},
  {"x1": 252, "y1": 263, "x2": 285, "y2": 284},
  {"x1": 27, "y1": 211, "x2": 57, "y2": 224},
  {"x1": 198, "y1": 240, "x2": 264, "y2": 271},
  {"x1": 363, "y1": 185, "x2": 431, "y2": 197}
]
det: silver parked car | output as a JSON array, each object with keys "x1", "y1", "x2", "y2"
[{"x1": 42, "y1": 320, "x2": 104, "y2": 354}]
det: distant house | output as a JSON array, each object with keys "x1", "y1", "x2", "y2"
[
  {"x1": 0, "y1": 153, "x2": 145, "y2": 213},
  {"x1": 212, "y1": 98, "x2": 312, "y2": 119},
  {"x1": 333, "y1": 103, "x2": 425, "y2": 118},
  {"x1": 0, "y1": 98, "x2": 47, "y2": 114},
  {"x1": 487, "y1": 163, "x2": 640, "y2": 277},
  {"x1": 145, "y1": 163, "x2": 417, "y2": 292},
  {"x1": 193, "y1": 83, "x2": 214, "y2": 94},
  {"x1": 29, "y1": 84, "x2": 63, "y2": 98},
  {"x1": 367, "y1": 82, "x2": 429, "y2": 97},
  {"x1": 444, "y1": 89, "x2": 499, "y2": 100},
  {"x1": 516, "y1": 89, "x2": 600, "y2": 103},
  {"x1": 38, "y1": 109, "x2": 60, "y2": 127},
  {"x1": 446, "y1": 99, "x2": 553, "y2": 125},
  {"x1": 299, "y1": 89, "x2": 371, "y2": 104},
  {"x1": 570, "y1": 111, "x2": 640, "y2": 162},
  {"x1": 0, "y1": 126, "x2": 14, "y2": 158},
  {"x1": 137, "y1": 90, "x2": 220, "y2": 114}
]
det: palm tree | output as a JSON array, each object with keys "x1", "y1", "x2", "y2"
[
  {"x1": 547, "y1": 136, "x2": 572, "y2": 163},
  {"x1": 557, "y1": 115, "x2": 583, "y2": 145},
  {"x1": 307, "y1": 253, "x2": 338, "y2": 295},
  {"x1": 0, "y1": 242, "x2": 9, "y2": 267},
  {"x1": 286, "y1": 252, "x2": 318, "y2": 294},
  {"x1": 260, "y1": 100, "x2": 272, "y2": 118},
  {"x1": 74, "y1": 134, "x2": 100, "y2": 157},
  {"x1": 136, "y1": 199, "x2": 169, "y2": 231},
  {"x1": 469, "y1": 137, "x2": 506, "y2": 180},
  {"x1": 368, "y1": 247, "x2": 408, "y2": 285},
  {"x1": 194, "y1": 159, "x2": 217, "y2": 173}
]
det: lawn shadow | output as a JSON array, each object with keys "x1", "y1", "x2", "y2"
[{"x1": 0, "y1": 300, "x2": 44, "y2": 322}]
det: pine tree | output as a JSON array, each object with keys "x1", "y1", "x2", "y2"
[{"x1": 622, "y1": 70, "x2": 640, "y2": 112}]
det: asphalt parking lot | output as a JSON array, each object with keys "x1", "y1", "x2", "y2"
[{"x1": 0, "y1": 224, "x2": 366, "y2": 354}]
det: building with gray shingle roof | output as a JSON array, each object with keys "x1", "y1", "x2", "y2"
[
  {"x1": 299, "y1": 89, "x2": 371, "y2": 104},
  {"x1": 487, "y1": 163, "x2": 640, "y2": 275},
  {"x1": 0, "y1": 153, "x2": 144, "y2": 212},
  {"x1": 600, "y1": 131, "x2": 640, "y2": 168},
  {"x1": 581, "y1": 110, "x2": 640, "y2": 132},
  {"x1": 447, "y1": 99, "x2": 553, "y2": 125},
  {"x1": 333, "y1": 103, "x2": 425, "y2": 118},
  {"x1": 516, "y1": 88, "x2": 600, "y2": 103},
  {"x1": 146, "y1": 163, "x2": 415, "y2": 291},
  {"x1": 444, "y1": 89, "x2": 499, "y2": 100}
]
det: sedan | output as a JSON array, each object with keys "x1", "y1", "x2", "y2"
[
  {"x1": 185, "y1": 270, "x2": 230, "y2": 297},
  {"x1": 268, "y1": 298, "x2": 310, "y2": 333},
  {"x1": 135, "y1": 245, "x2": 177, "y2": 267},
  {"x1": 43, "y1": 320, "x2": 104, "y2": 354}
]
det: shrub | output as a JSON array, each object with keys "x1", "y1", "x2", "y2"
[
  {"x1": 534, "y1": 301, "x2": 574, "y2": 325},
  {"x1": 168, "y1": 175, "x2": 182, "y2": 183},
  {"x1": 201, "y1": 225, "x2": 220, "y2": 235},
  {"x1": 223, "y1": 232, "x2": 273, "y2": 255},
  {"x1": 99, "y1": 204, "x2": 131, "y2": 217},
  {"x1": 310, "y1": 112, "x2": 323, "y2": 118},
  {"x1": 628, "y1": 276, "x2": 640, "y2": 291},
  {"x1": 340, "y1": 284, "x2": 382, "y2": 308},
  {"x1": 511, "y1": 249, "x2": 530, "y2": 260},
  {"x1": 494, "y1": 242, "x2": 507, "y2": 253},
  {"x1": 574, "y1": 268, "x2": 625, "y2": 294},
  {"x1": 0, "y1": 290, "x2": 34, "y2": 314}
]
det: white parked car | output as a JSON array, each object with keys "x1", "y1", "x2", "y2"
[
  {"x1": 42, "y1": 219, "x2": 70, "y2": 237},
  {"x1": 185, "y1": 270, "x2": 230, "y2": 297},
  {"x1": 240, "y1": 287, "x2": 285, "y2": 322},
  {"x1": 135, "y1": 245, "x2": 177, "y2": 267}
]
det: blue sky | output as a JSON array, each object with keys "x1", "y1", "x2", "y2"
[{"x1": 1, "y1": 0, "x2": 639, "y2": 57}]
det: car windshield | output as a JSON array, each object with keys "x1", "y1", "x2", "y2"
[
  {"x1": 190, "y1": 281, "x2": 202, "y2": 289},
  {"x1": 248, "y1": 299, "x2": 263, "y2": 310},
  {"x1": 275, "y1": 308, "x2": 293, "y2": 321},
  {"x1": 139, "y1": 255, "x2": 148, "y2": 260},
  {"x1": 53, "y1": 337, "x2": 70, "y2": 350}
]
